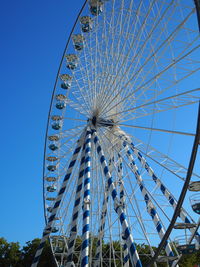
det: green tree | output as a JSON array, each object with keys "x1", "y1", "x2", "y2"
[
  {"x1": 0, "y1": 237, "x2": 22, "y2": 267},
  {"x1": 1, "y1": 236, "x2": 200, "y2": 266},
  {"x1": 179, "y1": 248, "x2": 200, "y2": 267},
  {"x1": 20, "y1": 238, "x2": 55, "y2": 267}
]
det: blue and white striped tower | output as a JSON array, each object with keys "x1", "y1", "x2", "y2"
[
  {"x1": 118, "y1": 154, "x2": 126, "y2": 205},
  {"x1": 81, "y1": 130, "x2": 92, "y2": 267},
  {"x1": 127, "y1": 137, "x2": 200, "y2": 241},
  {"x1": 31, "y1": 132, "x2": 85, "y2": 267},
  {"x1": 118, "y1": 153, "x2": 130, "y2": 267},
  {"x1": 94, "y1": 156, "x2": 115, "y2": 267},
  {"x1": 123, "y1": 140, "x2": 176, "y2": 260},
  {"x1": 66, "y1": 142, "x2": 86, "y2": 266},
  {"x1": 93, "y1": 183, "x2": 109, "y2": 267},
  {"x1": 92, "y1": 129, "x2": 142, "y2": 267}
]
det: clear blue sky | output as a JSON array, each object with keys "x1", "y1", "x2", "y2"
[
  {"x1": 0, "y1": 0, "x2": 84, "y2": 246},
  {"x1": 0, "y1": 0, "x2": 199, "y2": 247}
]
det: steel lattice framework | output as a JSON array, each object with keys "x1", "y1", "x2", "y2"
[{"x1": 32, "y1": 0, "x2": 200, "y2": 266}]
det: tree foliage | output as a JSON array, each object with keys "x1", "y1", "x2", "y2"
[
  {"x1": 0, "y1": 236, "x2": 199, "y2": 266},
  {"x1": 0, "y1": 237, "x2": 21, "y2": 267},
  {"x1": 0, "y1": 237, "x2": 55, "y2": 267},
  {"x1": 179, "y1": 250, "x2": 200, "y2": 267}
]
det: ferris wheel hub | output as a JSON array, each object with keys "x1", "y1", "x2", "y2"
[{"x1": 89, "y1": 115, "x2": 115, "y2": 128}]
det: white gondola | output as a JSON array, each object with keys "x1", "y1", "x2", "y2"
[
  {"x1": 60, "y1": 74, "x2": 72, "y2": 89},
  {"x1": 47, "y1": 185, "x2": 57, "y2": 192},
  {"x1": 55, "y1": 94, "x2": 67, "y2": 110},
  {"x1": 174, "y1": 236, "x2": 198, "y2": 255},
  {"x1": 55, "y1": 94, "x2": 67, "y2": 101},
  {"x1": 52, "y1": 122, "x2": 62, "y2": 130},
  {"x1": 56, "y1": 102, "x2": 66, "y2": 110},
  {"x1": 173, "y1": 223, "x2": 197, "y2": 229},
  {"x1": 48, "y1": 135, "x2": 59, "y2": 141},
  {"x1": 48, "y1": 144, "x2": 58, "y2": 151},
  {"x1": 72, "y1": 34, "x2": 85, "y2": 51},
  {"x1": 47, "y1": 165, "x2": 57, "y2": 172},
  {"x1": 45, "y1": 177, "x2": 57, "y2": 182},
  {"x1": 46, "y1": 197, "x2": 56, "y2": 201},
  {"x1": 51, "y1": 115, "x2": 63, "y2": 121},
  {"x1": 80, "y1": 16, "x2": 92, "y2": 32},
  {"x1": 47, "y1": 207, "x2": 53, "y2": 212},
  {"x1": 46, "y1": 156, "x2": 58, "y2": 162},
  {"x1": 89, "y1": 0, "x2": 103, "y2": 16},
  {"x1": 188, "y1": 181, "x2": 200, "y2": 192},
  {"x1": 66, "y1": 54, "x2": 78, "y2": 70},
  {"x1": 190, "y1": 193, "x2": 200, "y2": 215}
]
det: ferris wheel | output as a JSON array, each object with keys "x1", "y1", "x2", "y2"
[{"x1": 32, "y1": 0, "x2": 200, "y2": 266}]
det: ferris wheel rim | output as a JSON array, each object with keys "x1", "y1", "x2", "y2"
[{"x1": 42, "y1": 0, "x2": 88, "y2": 225}]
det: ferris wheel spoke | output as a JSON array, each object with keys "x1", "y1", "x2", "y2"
[
  {"x1": 103, "y1": 0, "x2": 136, "y2": 96},
  {"x1": 70, "y1": 81, "x2": 92, "y2": 116},
  {"x1": 99, "y1": 0, "x2": 159, "y2": 111},
  {"x1": 85, "y1": 8, "x2": 108, "y2": 108},
  {"x1": 104, "y1": 87, "x2": 200, "y2": 121},
  {"x1": 60, "y1": 125, "x2": 86, "y2": 140},
  {"x1": 59, "y1": 126, "x2": 85, "y2": 147},
  {"x1": 101, "y1": 35, "x2": 198, "y2": 118},
  {"x1": 78, "y1": 32, "x2": 100, "y2": 111},
  {"x1": 105, "y1": 65, "x2": 199, "y2": 121},
  {"x1": 77, "y1": 51, "x2": 93, "y2": 110},
  {"x1": 62, "y1": 117, "x2": 87, "y2": 123},
  {"x1": 101, "y1": 41, "x2": 200, "y2": 118},
  {"x1": 98, "y1": 0, "x2": 129, "y2": 103},
  {"x1": 90, "y1": 14, "x2": 100, "y2": 107},
  {"x1": 68, "y1": 64, "x2": 93, "y2": 115},
  {"x1": 99, "y1": 7, "x2": 136, "y2": 106},
  {"x1": 120, "y1": 15, "x2": 198, "y2": 105},
  {"x1": 98, "y1": 0, "x2": 176, "y2": 112},
  {"x1": 118, "y1": 124, "x2": 196, "y2": 137},
  {"x1": 75, "y1": 32, "x2": 95, "y2": 108},
  {"x1": 66, "y1": 96, "x2": 91, "y2": 117},
  {"x1": 117, "y1": 62, "x2": 200, "y2": 122},
  {"x1": 109, "y1": 0, "x2": 174, "y2": 107},
  {"x1": 118, "y1": 54, "x2": 200, "y2": 121},
  {"x1": 119, "y1": 1, "x2": 172, "y2": 102}
]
